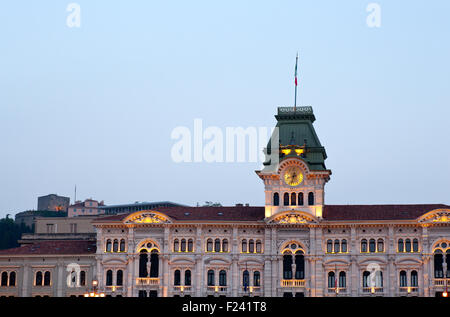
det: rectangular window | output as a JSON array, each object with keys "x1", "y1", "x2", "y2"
[
  {"x1": 46, "y1": 224, "x2": 55, "y2": 234},
  {"x1": 70, "y1": 223, "x2": 77, "y2": 233}
]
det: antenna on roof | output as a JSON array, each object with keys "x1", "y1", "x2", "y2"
[
  {"x1": 294, "y1": 52, "x2": 299, "y2": 112},
  {"x1": 74, "y1": 185, "x2": 77, "y2": 203}
]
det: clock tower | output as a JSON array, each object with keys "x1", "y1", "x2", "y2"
[{"x1": 256, "y1": 107, "x2": 331, "y2": 219}]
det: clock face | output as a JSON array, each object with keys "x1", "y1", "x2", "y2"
[{"x1": 284, "y1": 166, "x2": 304, "y2": 186}]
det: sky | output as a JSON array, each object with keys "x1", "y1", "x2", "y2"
[{"x1": 0, "y1": 1, "x2": 449, "y2": 218}]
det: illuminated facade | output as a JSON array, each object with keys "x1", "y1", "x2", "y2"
[{"x1": 0, "y1": 107, "x2": 449, "y2": 297}]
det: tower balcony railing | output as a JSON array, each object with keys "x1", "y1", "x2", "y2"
[
  {"x1": 280, "y1": 279, "x2": 305, "y2": 288},
  {"x1": 136, "y1": 277, "x2": 160, "y2": 286}
]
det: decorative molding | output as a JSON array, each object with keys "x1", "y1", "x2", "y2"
[
  {"x1": 123, "y1": 211, "x2": 172, "y2": 225},
  {"x1": 266, "y1": 211, "x2": 319, "y2": 225},
  {"x1": 418, "y1": 209, "x2": 450, "y2": 224}
]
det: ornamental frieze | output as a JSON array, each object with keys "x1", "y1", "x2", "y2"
[
  {"x1": 124, "y1": 211, "x2": 172, "y2": 225},
  {"x1": 418, "y1": 209, "x2": 450, "y2": 224}
]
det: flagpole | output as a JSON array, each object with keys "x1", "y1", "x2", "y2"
[{"x1": 294, "y1": 52, "x2": 298, "y2": 112}]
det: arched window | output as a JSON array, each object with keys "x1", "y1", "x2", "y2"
[
  {"x1": 149, "y1": 250, "x2": 159, "y2": 277},
  {"x1": 434, "y1": 251, "x2": 444, "y2": 278},
  {"x1": 174, "y1": 239, "x2": 179, "y2": 252},
  {"x1": 411, "y1": 271, "x2": 418, "y2": 287},
  {"x1": 44, "y1": 271, "x2": 51, "y2": 286},
  {"x1": 207, "y1": 239, "x2": 213, "y2": 252},
  {"x1": 308, "y1": 192, "x2": 314, "y2": 205},
  {"x1": 447, "y1": 250, "x2": 450, "y2": 278},
  {"x1": 181, "y1": 239, "x2": 186, "y2": 252},
  {"x1": 298, "y1": 193, "x2": 304, "y2": 206},
  {"x1": 120, "y1": 239, "x2": 126, "y2": 252},
  {"x1": 214, "y1": 239, "x2": 221, "y2": 252},
  {"x1": 242, "y1": 240, "x2": 247, "y2": 253},
  {"x1": 398, "y1": 239, "x2": 404, "y2": 252},
  {"x1": 341, "y1": 240, "x2": 348, "y2": 253},
  {"x1": 207, "y1": 270, "x2": 215, "y2": 286},
  {"x1": 334, "y1": 239, "x2": 340, "y2": 253},
  {"x1": 273, "y1": 193, "x2": 279, "y2": 206},
  {"x1": 113, "y1": 239, "x2": 119, "y2": 252},
  {"x1": 80, "y1": 271, "x2": 86, "y2": 286},
  {"x1": 328, "y1": 271, "x2": 335, "y2": 288},
  {"x1": 291, "y1": 193, "x2": 296, "y2": 206},
  {"x1": 139, "y1": 250, "x2": 148, "y2": 277},
  {"x1": 9, "y1": 272, "x2": 16, "y2": 287},
  {"x1": 405, "y1": 239, "x2": 411, "y2": 252},
  {"x1": 242, "y1": 270, "x2": 249, "y2": 288},
  {"x1": 249, "y1": 240, "x2": 255, "y2": 253},
  {"x1": 369, "y1": 239, "x2": 376, "y2": 253},
  {"x1": 106, "y1": 270, "x2": 113, "y2": 286},
  {"x1": 174, "y1": 270, "x2": 181, "y2": 286},
  {"x1": 1, "y1": 272, "x2": 7, "y2": 286},
  {"x1": 412, "y1": 239, "x2": 419, "y2": 252},
  {"x1": 399, "y1": 271, "x2": 407, "y2": 287},
  {"x1": 283, "y1": 252, "x2": 293, "y2": 279},
  {"x1": 117, "y1": 270, "x2": 123, "y2": 286},
  {"x1": 295, "y1": 250, "x2": 305, "y2": 279},
  {"x1": 283, "y1": 193, "x2": 289, "y2": 206},
  {"x1": 106, "y1": 239, "x2": 112, "y2": 252},
  {"x1": 222, "y1": 239, "x2": 229, "y2": 252},
  {"x1": 361, "y1": 239, "x2": 368, "y2": 253},
  {"x1": 188, "y1": 239, "x2": 194, "y2": 252},
  {"x1": 339, "y1": 271, "x2": 346, "y2": 288},
  {"x1": 254, "y1": 271, "x2": 261, "y2": 287},
  {"x1": 185, "y1": 270, "x2": 192, "y2": 286},
  {"x1": 256, "y1": 240, "x2": 262, "y2": 253},
  {"x1": 219, "y1": 270, "x2": 227, "y2": 286},
  {"x1": 377, "y1": 239, "x2": 384, "y2": 252},
  {"x1": 362, "y1": 271, "x2": 370, "y2": 287},
  {"x1": 375, "y1": 271, "x2": 383, "y2": 287},
  {"x1": 326, "y1": 240, "x2": 333, "y2": 253},
  {"x1": 35, "y1": 271, "x2": 43, "y2": 286}
]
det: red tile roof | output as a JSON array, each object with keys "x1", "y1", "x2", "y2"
[
  {"x1": 0, "y1": 240, "x2": 96, "y2": 256},
  {"x1": 322, "y1": 204, "x2": 449, "y2": 221},
  {"x1": 93, "y1": 204, "x2": 450, "y2": 223},
  {"x1": 94, "y1": 206, "x2": 266, "y2": 222}
]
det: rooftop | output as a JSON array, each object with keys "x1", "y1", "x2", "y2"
[{"x1": 0, "y1": 240, "x2": 97, "y2": 256}]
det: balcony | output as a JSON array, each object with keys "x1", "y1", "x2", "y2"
[
  {"x1": 136, "y1": 277, "x2": 160, "y2": 286},
  {"x1": 434, "y1": 278, "x2": 450, "y2": 287},
  {"x1": 281, "y1": 279, "x2": 305, "y2": 288},
  {"x1": 206, "y1": 286, "x2": 228, "y2": 295},
  {"x1": 362, "y1": 287, "x2": 384, "y2": 294},
  {"x1": 105, "y1": 285, "x2": 124, "y2": 292},
  {"x1": 327, "y1": 288, "x2": 347, "y2": 295},
  {"x1": 173, "y1": 285, "x2": 192, "y2": 293},
  {"x1": 399, "y1": 287, "x2": 419, "y2": 294}
]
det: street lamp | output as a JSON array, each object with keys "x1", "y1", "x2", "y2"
[{"x1": 84, "y1": 279, "x2": 105, "y2": 297}]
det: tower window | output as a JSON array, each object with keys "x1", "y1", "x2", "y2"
[
  {"x1": 283, "y1": 193, "x2": 289, "y2": 206},
  {"x1": 308, "y1": 192, "x2": 314, "y2": 205},
  {"x1": 273, "y1": 193, "x2": 279, "y2": 206}
]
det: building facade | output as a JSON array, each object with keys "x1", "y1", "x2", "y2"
[
  {"x1": 37, "y1": 194, "x2": 70, "y2": 212},
  {"x1": 1, "y1": 107, "x2": 449, "y2": 297}
]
